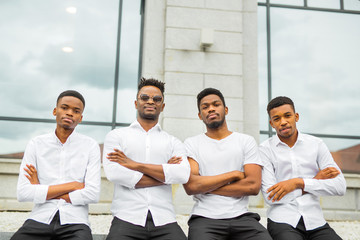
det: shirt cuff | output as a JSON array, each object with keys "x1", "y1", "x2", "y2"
[
  {"x1": 69, "y1": 190, "x2": 84, "y2": 205},
  {"x1": 129, "y1": 171, "x2": 144, "y2": 189},
  {"x1": 303, "y1": 178, "x2": 318, "y2": 193},
  {"x1": 34, "y1": 185, "x2": 49, "y2": 204},
  {"x1": 162, "y1": 163, "x2": 189, "y2": 184}
]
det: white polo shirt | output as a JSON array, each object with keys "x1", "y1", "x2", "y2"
[
  {"x1": 260, "y1": 132, "x2": 346, "y2": 230},
  {"x1": 184, "y1": 132, "x2": 263, "y2": 219},
  {"x1": 103, "y1": 121, "x2": 190, "y2": 227},
  {"x1": 17, "y1": 131, "x2": 101, "y2": 226}
]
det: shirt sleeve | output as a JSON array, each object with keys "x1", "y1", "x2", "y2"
[
  {"x1": 260, "y1": 144, "x2": 302, "y2": 206},
  {"x1": 243, "y1": 136, "x2": 263, "y2": 166},
  {"x1": 303, "y1": 140, "x2": 346, "y2": 196},
  {"x1": 102, "y1": 130, "x2": 143, "y2": 189},
  {"x1": 162, "y1": 137, "x2": 190, "y2": 184},
  {"x1": 69, "y1": 140, "x2": 101, "y2": 205},
  {"x1": 17, "y1": 139, "x2": 49, "y2": 204}
]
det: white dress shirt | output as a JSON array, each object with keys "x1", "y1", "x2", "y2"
[
  {"x1": 102, "y1": 121, "x2": 190, "y2": 227},
  {"x1": 260, "y1": 132, "x2": 346, "y2": 230},
  {"x1": 184, "y1": 132, "x2": 263, "y2": 219},
  {"x1": 17, "y1": 131, "x2": 101, "y2": 226}
]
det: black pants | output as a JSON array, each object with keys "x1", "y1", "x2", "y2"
[
  {"x1": 267, "y1": 217, "x2": 342, "y2": 240},
  {"x1": 11, "y1": 211, "x2": 92, "y2": 240},
  {"x1": 188, "y1": 212, "x2": 272, "y2": 240},
  {"x1": 106, "y1": 211, "x2": 187, "y2": 240}
]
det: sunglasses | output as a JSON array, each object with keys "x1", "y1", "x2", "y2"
[{"x1": 139, "y1": 94, "x2": 163, "y2": 104}]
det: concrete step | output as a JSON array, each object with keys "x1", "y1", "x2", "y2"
[{"x1": 0, "y1": 232, "x2": 107, "y2": 240}]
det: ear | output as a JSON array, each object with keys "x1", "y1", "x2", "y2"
[
  {"x1": 53, "y1": 107, "x2": 57, "y2": 116},
  {"x1": 79, "y1": 115, "x2": 83, "y2": 124},
  {"x1": 295, "y1": 113, "x2": 299, "y2": 122},
  {"x1": 225, "y1": 106, "x2": 228, "y2": 115},
  {"x1": 198, "y1": 112, "x2": 203, "y2": 120},
  {"x1": 160, "y1": 103, "x2": 165, "y2": 112},
  {"x1": 134, "y1": 100, "x2": 138, "y2": 109},
  {"x1": 269, "y1": 119, "x2": 275, "y2": 129}
]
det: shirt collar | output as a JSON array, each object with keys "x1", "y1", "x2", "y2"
[
  {"x1": 273, "y1": 130, "x2": 303, "y2": 147},
  {"x1": 130, "y1": 120, "x2": 162, "y2": 132},
  {"x1": 52, "y1": 129, "x2": 77, "y2": 145}
]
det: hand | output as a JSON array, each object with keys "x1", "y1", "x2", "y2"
[
  {"x1": 54, "y1": 194, "x2": 71, "y2": 203},
  {"x1": 70, "y1": 181, "x2": 85, "y2": 191},
  {"x1": 107, "y1": 149, "x2": 137, "y2": 170},
  {"x1": 167, "y1": 156, "x2": 182, "y2": 164},
  {"x1": 232, "y1": 170, "x2": 245, "y2": 181},
  {"x1": 24, "y1": 164, "x2": 40, "y2": 184},
  {"x1": 314, "y1": 167, "x2": 340, "y2": 180},
  {"x1": 267, "y1": 178, "x2": 304, "y2": 202}
]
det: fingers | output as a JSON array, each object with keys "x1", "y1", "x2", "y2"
[{"x1": 167, "y1": 156, "x2": 182, "y2": 164}]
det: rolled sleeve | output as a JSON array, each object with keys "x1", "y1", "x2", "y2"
[{"x1": 162, "y1": 156, "x2": 190, "y2": 184}]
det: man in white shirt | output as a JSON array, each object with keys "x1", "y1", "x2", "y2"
[
  {"x1": 260, "y1": 96, "x2": 346, "y2": 240},
  {"x1": 11, "y1": 90, "x2": 101, "y2": 240},
  {"x1": 103, "y1": 78, "x2": 190, "y2": 240},
  {"x1": 183, "y1": 88, "x2": 272, "y2": 240}
]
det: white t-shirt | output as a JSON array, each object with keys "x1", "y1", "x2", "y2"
[{"x1": 184, "y1": 132, "x2": 263, "y2": 219}]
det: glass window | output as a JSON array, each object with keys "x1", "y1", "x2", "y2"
[
  {"x1": 270, "y1": 0, "x2": 304, "y2": 6},
  {"x1": 270, "y1": 7, "x2": 360, "y2": 136},
  {"x1": 116, "y1": 0, "x2": 142, "y2": 124},
  {"x1": 344, "y1": 0, "x2": 360, "y2": 10},
  {"x1": 0, "y1": 0, "x2": 121, "y2": 122},
  {"x1": 0, "y1": 0, "x2": 143, "y2": 157},
  {"x1": 307, "y1": 0, "x2": 340, "y2": 9}
]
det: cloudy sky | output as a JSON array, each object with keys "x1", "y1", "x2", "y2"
[
  {"x1": 0, "y1": 0, "x2": 141, "y2": 154},
  {"x1": 258, "y1": 4, "x2": 360, "y2": 151}
]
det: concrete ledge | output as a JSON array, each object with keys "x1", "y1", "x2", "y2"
[{"x1": 0, "y1": 232, "x2": 107, "y2": 240}]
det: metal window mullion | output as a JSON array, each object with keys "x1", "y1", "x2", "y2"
[
  {"x1": 266, "y1": 0, "x2": 273, "y2": 138},
  {"x1": 112, "y1": 0, "x2": 124, "y2": 130}
]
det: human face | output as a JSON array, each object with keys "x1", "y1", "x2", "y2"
[
  {"x1": 135, "y1": 86, "x2": 164, "y2": 121},
  {"x1": 53, "y1": 96, "x2": 83, "y2": 130},
  {"x1": 269, "y1": 104, "x2": 299, "y2": 142},
  {"x1": 198, "y1": 94, "x2": 228, "y2": 129}
]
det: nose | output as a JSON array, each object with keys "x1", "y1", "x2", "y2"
[{"x1": 280, "y1": 117, "x2": 287, "y2": 125}]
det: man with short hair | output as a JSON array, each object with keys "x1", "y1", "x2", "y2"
[
  {"x1": 183, "y1": 88, "x2": 272, "y2": 240},
  {"x1": 103, "y1": 77, "x2": 190, "y2": 240},
  {"x1": 11, "y1": 90, "x2": 101, "y2": 240},
  {"x1": 260, "y1": 96, "x2": 346, "y2": 240}
]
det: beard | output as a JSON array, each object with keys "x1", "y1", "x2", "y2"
[
  {"x1": 205, "y1": 117, "x2": 225, "y2": 129},
  {"x1": 138, "y1": 111, "x2": 157, "y2": 121}
]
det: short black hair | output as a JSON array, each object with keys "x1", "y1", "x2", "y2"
[
  {"x1": 267, "y1": 96, "x2": 295, "y2": 115},
  {"x1": 57, "y1": 90, "x2": 85, "y2": 109},
  {"x1": 197, "y1": 88, "x2": 226, "y2": 111},
  {"x1": 137, "y1": 77, "x2": 165, "y2": 96}
]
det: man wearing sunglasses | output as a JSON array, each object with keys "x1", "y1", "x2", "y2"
[{"x1": 103, "y1": 78, "x2": 190, "y2": 240}]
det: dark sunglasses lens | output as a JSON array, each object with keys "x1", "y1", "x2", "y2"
[
  {"x1": 153, "y1": 96, "x2": 162, "y2": 103},
  {"x1": 140, "y1": 94, "x2": 150, "y2": 101}
]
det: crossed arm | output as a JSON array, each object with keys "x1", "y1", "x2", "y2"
[
  {"x1": 23, "y1": 164, "x2": 84, "y2": 203},
  {"x1": 106, "y1": 149, "x2": 184, "y2": 189},
  {"x1": 183, "y1": 157, "x2": 262, "y2": 197},
  {"x1": 265, "y1": 167, "x2": 340, "y2": 202}
]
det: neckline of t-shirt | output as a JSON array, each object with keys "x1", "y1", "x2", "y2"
[{"x1": 203, "y1": 132, "x2": 234, "y2": 143}]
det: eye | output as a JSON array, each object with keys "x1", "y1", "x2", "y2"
[
  {"x1": 139, "y1": 94, "x2": 150, "y2": 102},
  {"x1": 153, "y1": 96, "x2": 163, "y2": 103}
]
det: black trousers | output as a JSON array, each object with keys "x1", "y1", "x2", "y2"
[
  {"x1": 267, "y1": 217, "x2": 342, "y2": 240},
  {"x1": 106, "y1": 211, "x2": 187, "y2": 240},
  {"x1": 10, "y1": 211, "x2": 92, "y2": 240},
  {"x1": 188, "y1": 212, "x2": 272, "y2": 240}
]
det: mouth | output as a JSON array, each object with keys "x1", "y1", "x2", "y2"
[
  {"x1": 144, "y1": 106, "x2": 156, "y2": 111},
  {"x1": 280, "y1": 127, "x2": 291, "y2": 133},
  {"x1": 207, "y1": 113, "x2": 218, "y2": 120},
  {"x1": 62, "y1": 117, "x2": 74, "y2": 124}
]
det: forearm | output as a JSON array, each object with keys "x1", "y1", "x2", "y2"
[
  {"x1": 209, "y1": 178, "x2": 261, "y2": 197},
  {"x1": 135, "y1": 175, "x2": 165, "y2": 189},
  {"x1": 131, "y1": 163, "x2": 166, "y2": 183},
  {"x1": 184, "y1": 171, "x2": 240, "y2": 195},
  {"x1": 47, "y1": 182, "x2": 82, "y2": 200}
]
